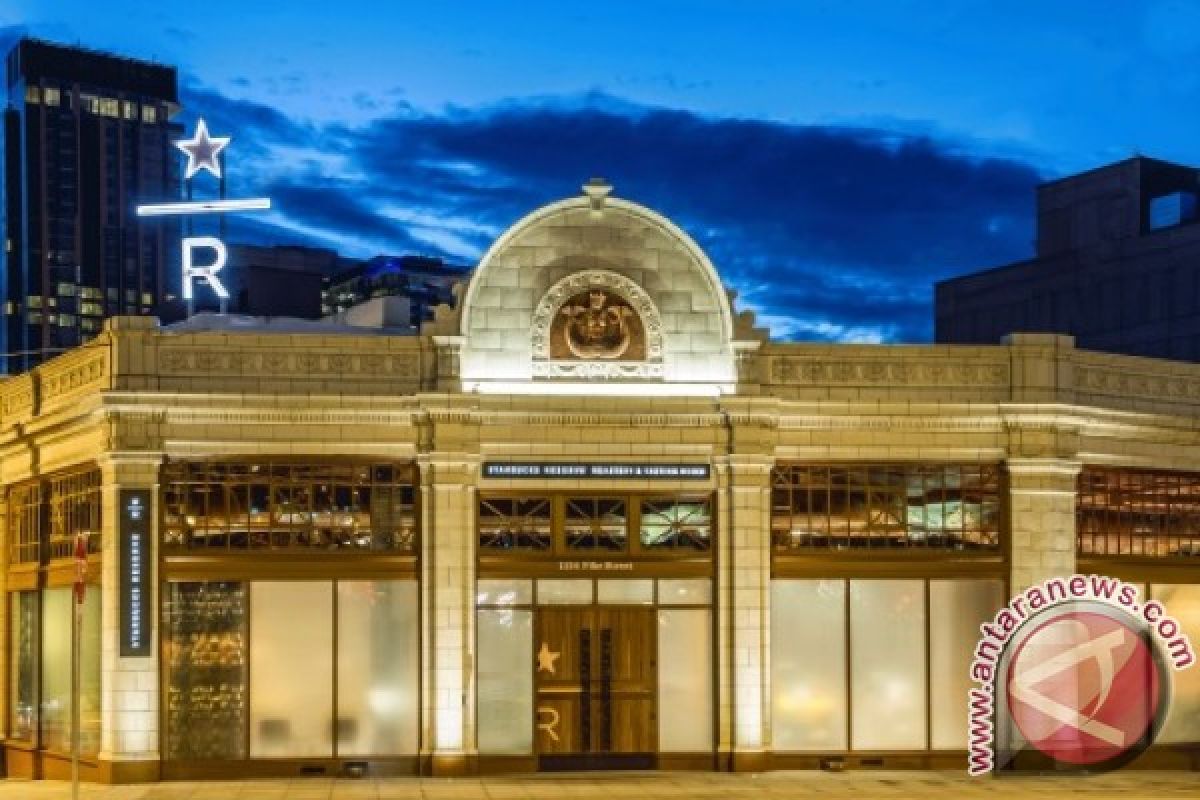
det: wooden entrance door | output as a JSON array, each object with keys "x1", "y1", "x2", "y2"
[{"x1": 534, "y1": 607, "x2": 656, "y2": 769}]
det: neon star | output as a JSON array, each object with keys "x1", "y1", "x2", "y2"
[
  {"x1": 175, "y1": 118, "x2": 230, "y2": 180},
  {"x1": 536, "y1": 642, "x2": 561, "y2": 674}
]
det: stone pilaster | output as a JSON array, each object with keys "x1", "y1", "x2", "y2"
[
  {"x1": 716, "y1": 453, "x2": 773, "y2": 771},
  {"x1": 1006, "y1": 458, "x2": 1081, "y2": 591},
  {"x1": 418, "y1": 454, "x2": 477, "y2": 775},
  {"x1": 96, "y1": 453, "x2": 162, "y2": 767}
]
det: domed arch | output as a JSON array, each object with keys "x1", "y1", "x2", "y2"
[{"x1": 457, "y1": 181, "x2": 738, "y2": 395}]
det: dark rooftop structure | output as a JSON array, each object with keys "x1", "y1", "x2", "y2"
[{"x1": 936, "y1": 156, "x2": 1200, "y2": 362}]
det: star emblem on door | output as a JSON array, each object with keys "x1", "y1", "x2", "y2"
[{"x1": 536, "y1": 641, "x2": 561, "y2": 674}]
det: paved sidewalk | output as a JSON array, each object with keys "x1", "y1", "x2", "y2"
[{"x1": 1, "y1": 771, "x2": 1199, "y2": 800}]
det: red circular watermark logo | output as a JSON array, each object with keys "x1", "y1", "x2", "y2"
[{"x1": 1005, "y1": 607, "x2": 1167, "y2": 768}]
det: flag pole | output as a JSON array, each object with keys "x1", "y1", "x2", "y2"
[{"x1": 72, "y1": 532, "x2": 87, "y2": 800}]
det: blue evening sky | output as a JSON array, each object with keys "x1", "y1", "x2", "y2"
[{"x1": 5, "y1": 0, "x2": 1200, "y2": 341}]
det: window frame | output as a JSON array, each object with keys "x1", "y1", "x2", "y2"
[
  {"x1": 770, "y1": 463, "x2": 1005, "y2": 557},
  {"x1": 3, "y1": 464, "x2": 104, "y2": 752},
  {"x1": 476, "y1": 492, "x2": 716, "y2": 561},
  {"x1": 1077, "y1": 466, "x2": 1200, "y2": 562}
]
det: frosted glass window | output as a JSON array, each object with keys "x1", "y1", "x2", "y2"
[
  {"x1": 477, "y1": 579, "x2": 532, "y2": 606},
  {"x1": 930, "y1": 580, "x2": 1005, "y2": 749},
  {"x1": 658, "y1": 609, "x2": 712, "y2": 751},
  {"x1": 597, "y1": 580, "x2": 654, "y2": 605},
  {"x1": 658, "y1": 579, "x2": 711, "y2": 605},
  {"x1": 771, "y1": 580, "x2": 847, "y2": 750},
  {"x1": 9, "y1": 592, "x2": 36, "y2": 740},
  {"x1": 250, "y1": 581, "x2": 333, "y2": 757},
  {"x1": 850, "y1": 580, "x2": 926, "y2": 750},
  {"x1": 1152, "y1": 584, "x2": 1200, "y2": 743},
  {"x1": 537, "y1": 579, "x2": 592, "y2": 605},
  {"x1": 477, "y1": 609, "x2": 533, "y2": 753},
  {"x1": 40, "y1": 587, "x2": 101, "y2": 754},
  {"x1": 337, "y1": 581, "x2": 418, "y2": 755}
]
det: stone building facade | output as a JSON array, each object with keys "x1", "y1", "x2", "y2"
[{"x1": 1, "y1": 183, "x2": 1198, "y2": 782}]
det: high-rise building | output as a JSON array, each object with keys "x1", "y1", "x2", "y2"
[
  {"x1": 2, "y1": 38, "x2": 180, "y2": 373},
  {"x1": 936, "y1": 157, "x2": 1200, "y2": 361}
]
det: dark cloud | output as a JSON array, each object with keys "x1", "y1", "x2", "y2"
[{"x1": 177, "y1": 86, "x2": 1041, "y2": 341}]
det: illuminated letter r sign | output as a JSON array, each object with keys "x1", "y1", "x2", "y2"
[{"x1": 182, "y1": 236, "x2": 230, "y2": 301}]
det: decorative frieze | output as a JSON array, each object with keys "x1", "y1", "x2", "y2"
[
  {"x1": 767, "y1": 357, "x2": 1009, "y2": 386},
  {"x1": 532, "y1": 360, "x2": 664, "y2": 379},
  {"x1": 40, "y1": 353, "x2": 109, "y2": 403},
  {"x1": 157, "y1": 348, "x2": 423, "y2": 380},
  {"x1": 0, "y1": 375, "x2": 34, "y2": 421},
  {"x1": 1072, "y1": 363, "x2": 1200, "y2": 402}
]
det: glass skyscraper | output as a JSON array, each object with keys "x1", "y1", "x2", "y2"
[{"x1": 2, "y1": 38, "x2": 180, "y2": 373}]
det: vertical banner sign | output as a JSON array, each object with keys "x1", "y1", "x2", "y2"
[{"x1": 119, "y1": 489, "x2": 152, "y2": 658}]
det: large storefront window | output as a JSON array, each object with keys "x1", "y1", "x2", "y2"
[
  {"x1": 337, "y1": 581, "x2": 419, "y2": 755},
  {"x1": 771, "y1": 464, "x2": 1002, "y2": 552},
  {"x1": 161, "y1": 461, "x2": 417, "y2": 552},
  {"x1": 1151, "y1": 584, "x2": 1200, "y2": 743},
  {"x1": 164, "y1": 582, "x2": 248, "y2": 760},
  {"x1": 657, "y1": 607, "x2": 713, "y2": 751},
  {"x1": 164, "y1": 579, "x2": 419, "y2": 762},
  {"x1": 40, "y1": 587, "x2": 102, "y2": 754},
  {"x1": 250, "y1": 582, "x2": 334, "y2": 757},
  {"x1": 477, "y1": 599, "x2": 534, "y2": 754},
  {"x1": 849, "y1": 581, "x2": 926, "y2": 749},
  {"x1": 1078, "y1": 467, "x2": 1200, "y2": 557},
  {"x1": 4, "y1": 467, "x2": 102, "y2": 755},
  {"x1": 771, "y1": 578, "x2": 1004, "y2": 752}
]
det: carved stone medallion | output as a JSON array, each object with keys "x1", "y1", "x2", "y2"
[{"x1": 550, "y1": 288, "x2": 646, "y2": 361}]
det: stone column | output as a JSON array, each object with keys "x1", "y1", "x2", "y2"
[
  {"x1": 96, "y1": 453, "x2": 162, "y2": 777},
  {"x1": 419, "y1": 454, "x2": 477, "y2": 775},
  {"x1": 716, "y1": 454, "x2": 773, "y2": 771},
  {"x1": 1006, "y1": 458, "x2": 1081, "y2": 591}
]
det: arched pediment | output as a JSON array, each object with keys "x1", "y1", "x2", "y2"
[{"x1": 456, "y1": 180, "x2": 739, "y2": 396}]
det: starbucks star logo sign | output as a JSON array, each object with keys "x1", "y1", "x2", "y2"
[{"x1": 175, "y1": 118, "x2": 231, "y2": 180}]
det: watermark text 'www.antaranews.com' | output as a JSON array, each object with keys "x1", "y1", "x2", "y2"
[{"x1": 967, "y1": 575, "x2": 1195, "y2": 776}]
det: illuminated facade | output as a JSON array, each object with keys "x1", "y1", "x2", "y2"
[{"x1": 1, "y1": 182, "x2": 1199, "y2": 781}]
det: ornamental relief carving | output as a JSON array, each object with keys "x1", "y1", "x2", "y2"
[
  {"x1": 531, "y1": 271, "x2": 663, "y2": 381},
  {"x1": 157, "y1": 348, "x2": 423, "y2": 379},
  {"x1": 768, "y1": 358, "x2": 1009, "y2": 386},
  {"x1": 40, "y1": 355, "x2": 108, "y2": 401},
  {"x1": 1, "y1": 382, "x2": 34, "y2": 419},
  {"x1": 1073, "y1": 365, "x2": 1200, "y2": 401},
  {"x1": 532, "y1": 361, "x2": 665, "y2": 380},
  {"x1": 551, "y1": 289, "x2": 645, "y2": 360}
]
